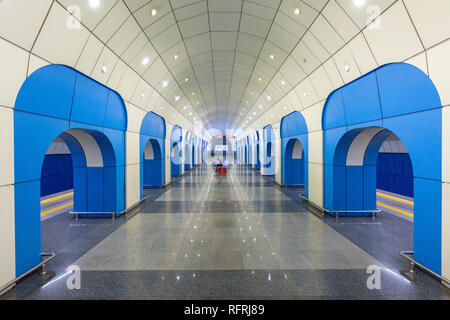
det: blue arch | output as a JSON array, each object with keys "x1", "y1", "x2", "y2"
[
  {"x1": 263, "y1": 125, "x2": 276, "y2": 176},
  {"x1": 14, "y1": 65, "x2": 127, "y2": 277},
  {"x1": 281, "y1": 111, "x2": 308, "y2": 195},
  {"x1": 322, "y1": 62, "x2": 442, "y2": 274},
  {"x1": 254, "y1": 131, "x2": 261, "y2": 170},
  {"x1": 184, "y1": 131, "x2": 192, "y2": 171},
  {"x1": 170, "y1": 125, "x2": 182, "y2": 177},
  {"x1": 140, "y1": 112, "x2": 166, "y2": 196}
]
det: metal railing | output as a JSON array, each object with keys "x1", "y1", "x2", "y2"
[
  {"x1": 70, "y1": 195, "x2": 150, "y2": 220},
  {"x1": 281, "y1": 183, "x2": 305, "y2": 189},
  {"x1": 299, "y1": 194, "x2": 381, "y2": 218},
  {"x1": 0, "y1": 252, "x2": 56, "y2": 295},
  {"x1": 400, "y1": 251, "x2": 450, "y2": 287}
]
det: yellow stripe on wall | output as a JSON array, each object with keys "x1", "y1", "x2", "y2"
[
  {"x1": 41, "y1": 202, "x2": 73, "y2": 217},
  {"x1": 377, "y1": 202, "x2": 414, "y2": 218},
  {"x1": 40, "y1": 192, "x2": 73, "y2": 205},
  {"x1": 376, "y1": 192, "x2": 414, "y2": 206}
]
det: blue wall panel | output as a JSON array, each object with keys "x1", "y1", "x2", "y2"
[
  {"x1": 376, "y1": 153, "x2": 413, "y2": 197},
  {"x1": 40, "y1": 154, "x2": 73, "y2": 196},
  {"x1": 322, "y1": 62, "x2": 442, "y2": 274},
  {"x1": 14, "y1": 65, "x2": 127, "y2": 277}
]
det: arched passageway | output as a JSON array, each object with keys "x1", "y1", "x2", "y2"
[
  {"x1": 323, "y1": 63, "x2": 442, "y2": 274},
  {"x1": 281, "y1": 111, "x2": 308, "y2": 194},
  {"x1": 140, "y1": 112, "x2": 165, "y2": 196},
  {"x1": 14, "y1": 65, "x2": 127, "y2": 276}
]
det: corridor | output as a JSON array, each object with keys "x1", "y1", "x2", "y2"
[{"x1": 2, "y1": 165, "x2": 448, "y2": 300}]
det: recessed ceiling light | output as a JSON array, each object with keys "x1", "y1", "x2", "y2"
[
  {"x1": 183, "y1": 105, "x2": 188, "y2": 110},
  {"x1": 160, "y1": 107, "x2": 164, "y2": 111},
  {"x1": 294, "y1": 8, "x2": 300, "y2": 15},
  {"x1": 251, "y1": 91, "x2": 254, "y2": 95},
  {"x1": 89, "y1": 0, "x2": 100, "y2": 9},
  {"x1": 192, "y1": 91, "x2": 195, "y2": 95},
  {"x1": 151, "y1": 8, "x2": 157, "y2": 16},
  {"x1": 353, "y1": 0, "x2": 366, "y2": 8},
  {"x1": 185, "y1": 78, "x2": 189, "y2": 82},
  {"x1": 173, "y1": 54, "x2": 179, "y2": 60},
  {"x1": 269, "y1": 54, "x2": 275, "y2": 60},
  {"x1": 101, "y1": 65, "x2": 107, "y2": 73},
  {"x1": 304, "y1": 92, "x2": 308, "y2": 97},
  {"x1": 189, "y1": 112, "x2": 192, "y2": 116},
  {"x1": 162, "y1": 80, "x2": 168, "y2": 88},
  {"x1": 266, "y1": 96, "x2": 271, "y2": 101},
  {"x1": 281, "y1": 80, "x2": 286, "y2": 86},
  {"x1": 258, "y1": 77, "x2": 262, "y2": 82},
  {"x1": 253, "y1": 112, "x2": 256, "y2": 115},
  {"x1": 175, "y1": 96, "x2": 180, "y2": 101},
  {"x1": 259, "y1": 105, "x2": 263, "y2": 109},
  {"x1": 344, "y1": 64, "x2": 351, "y2": 72},
  {"x1": 142, "y1": 57, "x2": 150, "y2": 65},
  {"x1": 141, "y1": 93, "x2": 145, "y2": 98}
]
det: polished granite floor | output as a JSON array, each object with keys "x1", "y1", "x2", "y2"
[{"x1": 2, "y1": 165, "x2": 450, "y2": 299}]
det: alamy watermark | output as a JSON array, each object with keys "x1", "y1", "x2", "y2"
[{"x1": 366, "y1": 265, "x2": 381, "y2": 290}]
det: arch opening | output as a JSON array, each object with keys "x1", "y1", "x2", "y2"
[
  {"x1": 322, "y1": 62, "x2": 442, "y2": 275},
  {"x1": 14, "y1": 65, "x2": 127, "y2": 276},
  {"x1": 282, "y1": 139, "x2": 305, "y2": 188},
  {"x1": 143, "y1": 139, "x2": 163, "y2": 189}
]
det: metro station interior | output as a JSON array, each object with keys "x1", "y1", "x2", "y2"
[{"x1": 1, "y1": 0, "x2": 450, "y2": 301}]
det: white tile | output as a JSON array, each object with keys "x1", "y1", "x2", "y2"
[
  {"x1": 302, "y1": 102, "x2": 324, "y2": 133},
  {"x1": 28, "y1": 54, "x2": 49, "y2": 76},
  {"x1": 427, "y1": 40, "x2": 450, "y2": 106},
  {"x1": 309, "y1": 67, "x2": 334, "y2": 101},
  {"x1": 404, "y1": 0, "x2": 450, "y2": 49},
  {"x1": 0, "y1": 0, "x2": 52, "y2": 50},
  {"x1": 363, "y1": 1, "x2": 423, "y2": 65},
  {"x1": 0, "y1": 185, "x2": 15, "y2": 288},
  {"x1": 309, "y1": 162, "x2": 324, "y2": 207},
  {"x1": 90, "y1": 46, "x2": 119, "y2": 84},
  {"x1": 117, "y1": 68, "x2": 140, "y2": 101},
  {"x1": 93, "y1": 0, "x2": 130, "y2": 43},
  {"x1": 32, "y1": 3, "x2": 90, "y2": 67},
  {"x1": 126, "y1": 130, "x2": 140, "y2": 166},
  {"x1": 442, "y1": 182, "x2": 450, "y2": 280},
  {"x1": 0, "y1": 107, "x2": 14, "y2": 186},
  {"x1": 348, "y1": 33, "x2": 377, "y2": 75},
  {"x1": 442, "y1": 106, "x2": 450, "y2": 184},
  {"x1": 308, "y1": 130, "x2": 323, "y2": 164},
  {"x1": 405, "y1": 52, "x2": 428, "y2": 75},
  {"x1": 333, "y1": 45, "x2": 362, "y2": 84},
  {"x1": 75, "y1": 34, "x2": 104, "y2": 76},
  {"x1": 0, "y1": 38, "x2": 28, "y2": 108},
  {"x1": 125, "y1": 163, "x2": 140, "y2": 208}
]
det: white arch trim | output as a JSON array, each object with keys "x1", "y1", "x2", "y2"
[{"x1": 67, "y1": 129, "x2": 103, "y2": 167}]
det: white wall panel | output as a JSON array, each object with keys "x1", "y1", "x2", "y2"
[
  {"x1": 0, "y1": 0, "x2": 52, "y2": 50},
  {"x1": 427, "y1": 39, "x2": 450, "y2": 106},
  {"x1": 0, "y1": 185, "x2": 15, "y2": 288},
  {"x1": 32, "y1": 3, "x2": 90, "y2": 67},
  {"x1": 363, "y1": 1, "x2": 423, "y2": 65},
  {"x1": 0, "y1": 38, "x2": 28, "y2": 108}
]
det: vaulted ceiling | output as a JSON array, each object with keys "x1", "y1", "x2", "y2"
[
  {"x1": 4, "y1": 0, "x2": 441, "y2": 135},
  {"x1": 60, "y1": 0, "x2": 361, "y2": 132}
]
